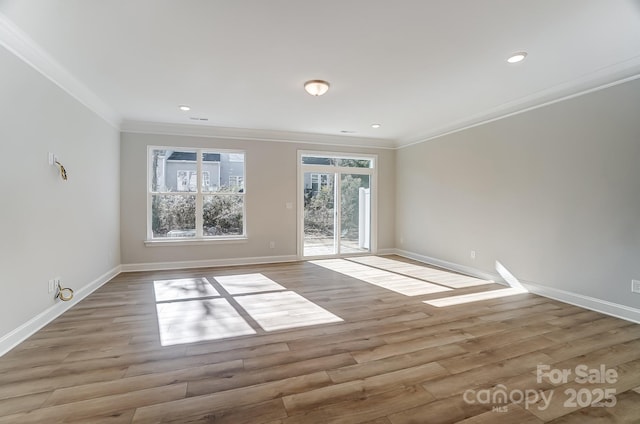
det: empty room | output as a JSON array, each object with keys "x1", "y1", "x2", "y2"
[{"x1": 1, "y1": 1, "x2": 640, "y2": 423}]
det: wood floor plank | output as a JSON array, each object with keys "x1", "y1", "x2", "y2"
[
  {"x1": 387, "y1": 394, "x2": 491, "y2": 424},
  {"x1": 423, "y1": 351, "x2": 554, "y2": 400},
  {"x1": 0, "y1": 384, "x2": 187, "y2": 424},
  {"x1": 187, "y1": 353, "x2": 356, "y2": 397},
  {"x1": 0, "y1": 256, "x2": 638, "y2": 423},
  {"x1": 153, "y1": 398, "x2": 288, "y2": 424},
  {"x1": 546, "y1": 390, "x2": 640, "y2": 423},
  {"x1": 351, "y1": 329, "x2": 471, "y2": 363},
  {"x1": 0, "y1": 392, "x2": 51, "y2": 417},
  {"x1": 456, "y1": 404, "x2": 543, "y2": 424},
  {"x1": 438, "y1": 334, "x2": 556, "y2": 374},
  {"x1": 124, "y1": 343, "x2": 286, "y2": 377},
  {"x1": 65, "y1": 409, "x2": 136, "y2": 424},
  {"x1": 43, "y1": 360, "x2": 243, "y2": 406},
  {"x1": 283, "y1": 362, "x2": 447, "y2": 413},
  {"x1": 0, "y1": 365, "x2": 128, "y2": 398},
  {"x1": 132, "y1": 372, "x2": 329, "y2": 423},
  {"x1": 283, "y1": 385, "x2": 434, "y2": 424},
  {"x1": 328, "y1": 344, "x2": 466, "y2": 384}
]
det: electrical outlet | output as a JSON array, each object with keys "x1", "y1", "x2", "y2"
[
  {"x1": 470, "y1": 250, "x2": 476, "y2": 260},
  {"x1": 632, "y1": 280, "x2": 640, "y2": 294},
  {"x1": 269, "y1": 241, "x2": 276, "y2": 249},
  {"x1": 48, "y1": 279, "x2": 56, "y2": 293}
]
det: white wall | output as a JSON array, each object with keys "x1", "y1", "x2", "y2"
[
  {"x1": 120, "y1": 132, "x2": 395, "y2": 266},
  {"x1": 0, "y1": 45, "x2": 121, "y2": 343},
  {"x1": 396, "y1": 78, "x2": 640, "y2": 311}
]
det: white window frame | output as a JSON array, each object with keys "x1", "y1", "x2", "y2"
[
  {"x1": 146, "y1": 146, "x2": 247, "y2": 245},
  {"x1": 297, "y1": 150, "x2": 377, "y2": 258}
]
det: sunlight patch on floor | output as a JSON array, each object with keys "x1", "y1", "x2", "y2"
[
  {"x1": 214, "y1": 273, "x2": 286, "y2": 295},
  {"x1": 234, "y1": 291, "x2": 343, "y2": 331},
  {"x1": 423, "y1": 287, "x2": 528, "y2": 307},
  {"x1": 156, "y1": 298, "x2": 256, "y2": 346},
  {"x1": 153, "y1": 277, "x2": 220, "y2": 302},
  {"x1": 154, "y1": 273, "x2": 344, "y2": 345},
  {"x1": 348, "y1": 256, "x2": 492, "y2": 288},
  {"x1": 311, "y1": 259, "x2": 452, "y2": 296}
]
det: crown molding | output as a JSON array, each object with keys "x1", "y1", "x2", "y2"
[
  {"x1": 121, "y1": 120, "x2": 397, "y2": 150},
  {"x1": 0, "y1": 12, "x2": 121, "y2": 128},
  {"x1": 398, "y1": 58, "x2": 640, "y2": 148}
]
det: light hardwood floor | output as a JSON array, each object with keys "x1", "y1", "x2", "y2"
[{"x1": 1, "y1": 256, "x2": 639, "y2": 423}]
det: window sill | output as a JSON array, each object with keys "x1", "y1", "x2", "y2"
[{"x1": 144, "y1": 237, "x2": 248, "y2": 247}]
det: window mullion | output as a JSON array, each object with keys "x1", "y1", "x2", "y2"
[
  {"x1": 195, "y1": 150, "x2": 203, "y2": 238},
  {"x1": 335, "y1": 172, "x2": 341, "y2": 256}
]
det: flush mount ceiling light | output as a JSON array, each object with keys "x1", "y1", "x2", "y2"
[
  {"x1": 304, "y1": 80, "x2": 330, "y2": 96},
  {"x1": 179, "y1": 105, "x2": 191, "y2": 111},
  {"x1": 371, "y1": 123, "x2": 381, "y2": 129},
  {"x1": 507, "y1": 52, "x2": 527, "y2": 63}
]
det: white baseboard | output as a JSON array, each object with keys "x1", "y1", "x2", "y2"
[
  {"x1": 0, "y1": 265, "x2": 122, "y2": 357},
  {"x1": 393, "y1": 249, "x2": 505, "y2": 283},
  {"x1": 392, "y1": 249, "x2": 640, "y2": 324},
  {"x1": 520, "y1": 281, "x2": 640, "y2": 324},
  {"x1": 121, "y1": 255, "x2": 300, "y2": 272}
]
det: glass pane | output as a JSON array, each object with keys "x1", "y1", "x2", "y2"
[
  {"x1": 151, "y1": 194, "x2": 196, "y2": 238},
  {"x1": 216, "y1": 152, "x2": 245, "y2": 192},
  {"x1": 340, "y1": 174, "x2": 371, "y2": 253},
  {"x1": 303, "y1": 172, "x2": 335, "y2": 256},
  {"x1": 203, "y1": 195, "x2": 244, "y2": 236},
  {"x1": 337, "y1": 159, "x2": 372, "y2": 168},
  {"x1": 301, "y1": 155, "x2": 372, "y2": 168},
  {"x1": 201, "y1": 152, "x2": 221, "y2": 192},
  {"x1": 301, "y1": 156, "x2": 335, "y2": 165},
  {"x1": 150, "y1": 149, "x2": 197, "y2": 192}
]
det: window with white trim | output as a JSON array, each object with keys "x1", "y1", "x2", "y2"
[{"x1": 149, "y1": 148, "x2": 246, "y2": 240}]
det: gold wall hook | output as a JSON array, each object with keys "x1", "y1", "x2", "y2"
[
  {"x1": 55, "y1": 160, "x2": 68, "y2": 181},
  {"x1": 57, "y1": 282, "x2": 74, "y2": 301}
]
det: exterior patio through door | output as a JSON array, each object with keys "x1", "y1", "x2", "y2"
[{"x1": 298, "y1": 152, "x2": 376, "y2": 258}]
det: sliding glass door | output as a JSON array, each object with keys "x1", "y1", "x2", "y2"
[
  {"x1": 339, "y1": 173, "x2": 370, "y2": 254},
  {"x1": 303, "y1": 172, "x2": 336, "y2": 256},
  {"x1": 300, "y1": 153, "x2": 375, "y2": 258}
]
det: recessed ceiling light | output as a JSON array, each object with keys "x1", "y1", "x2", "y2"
[
  {"x1": 371, "y1": 123, "x2": 381, "y2": 129},
  {"x1": 179, "y1": 105, "x2": 191, "y2": 111},
  {"x1": 507, "y1": 52, "x2": 527, "y2": 64},
  {"x1": 304, "y1": 80, "x2": 330, "y2": 96}
]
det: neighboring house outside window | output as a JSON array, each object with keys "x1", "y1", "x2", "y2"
[
  {"x1": 177, "y1": 170, "x2": 210, "y2": 192},
  {"x1": 148, "y1": 148, "x2": 246, "y2": 240},
  {"x1": 309, "y1": 173, "x2": 330, "y2": 195},
  {"x1": 229, "y1": 175, "x2": 244, "y2": 190}
]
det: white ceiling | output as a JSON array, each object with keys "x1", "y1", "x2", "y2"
[{"x1": 1, "y1": 0, "x2": 640, "y2": 147}]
